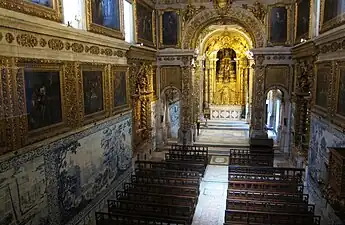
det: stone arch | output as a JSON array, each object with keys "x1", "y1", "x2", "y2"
[
  {"x1": 182, "y1": 7, "x2": 266, "y2": 49},
  {"x1": 264, "y1": 85, "x2": 289, "y2": 102}
]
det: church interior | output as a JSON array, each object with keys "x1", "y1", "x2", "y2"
[{"x1": 1, "y1": 0, "x2": 345, "y2": 224}]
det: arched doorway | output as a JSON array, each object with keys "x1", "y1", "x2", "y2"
[
  {"x1": 265, "y1": 89, "x2": 283, "y2": 142},
  {"x1": 159, "y1": 86, "x2": 181, "y2": 143}
]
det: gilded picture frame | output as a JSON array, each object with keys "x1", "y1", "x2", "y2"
[
  {"x1": 0, "y1": 0, "x2": 63, "y2": 22},
  {"x1": 294, "y1": 0, "x2": 313, "y2": 44},
  {"x1": 86, "y1": 0, "x2": 125, "y2": 39},
  {"x1": 267, "y1": 3, "x2": 292, "y2": 46},
  {"x1": 334, "y1": 61, "x2": 345, "y2": 128},
  {"x1": 111, "y1": 65, "x2": 130, "y2": 114},
  {"x1": 158, "y1": 9, "x2": 181, "y2": 49},
  {"x1": 81, "y1": 64, "x2": 108, "y2": 124},
  {"x1": 18, "y1": 59, "x2": 67, "y2": 145},
  {"x1": 134, "y1": 0, "x2": 156, "y2": 47},
  {"x1": 320, "y1": 0, "x2": 345, "y2": 33},
  {"x1": 313, "y1": 61, "x2": 332, "y2": 118}
]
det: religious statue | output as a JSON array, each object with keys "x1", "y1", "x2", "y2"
[
  {"x1": 218, "y1": 50, "x2": 236, "y2": 82},
  {"x1": 221, "y1": 87, "x2": 230, "y2": 104}
]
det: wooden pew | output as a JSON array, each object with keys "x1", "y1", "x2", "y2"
[
  {"x1": 95, "y1": 211, "x2": 187, "y2": 225},
  {"x1": 135, "y1": 160, "x2": 206, "y2": 176},
  {"x1": 116, "y1": 190, "x2": 197, "y2": 208},
  {"x1": 228, "y1": 180, "x2": 304, "y2": 193},
  {"x1": 131, "y1": 175, "x2": 201, "y2": 187},
  {"x1": 227, "y1": 199, "x2": 315, "y2": 214},
  {"x1": 228, "y1": 165, "x2": 305, "y2": 177},
  {"x1": 123, "y1": 182, "x2": 199, "y2": 196},
  {"x1": 165, "y1": 153, "x2": 208, "y2": 167},
  {"x1": 107, "y1": 200, "x2": 193, "y2": 223},
  {"x1": 171, "y1": 144, "x2": 208, "y2": 153},
  {"x1": 224, "y1": 209, "x2": 321, "y2": 225},
  {"x1": 227, "y1": 189, "x2": 309, "y2": 203},
  {"x1": 229, "y1": 173, "x2": 301, "y2": 183},
  {"x1": 134, "y1": 167, "x2": 201, "y2": 179},
  {"x1": 229, "y1": 155, "x2": 274, "y2": 167}
]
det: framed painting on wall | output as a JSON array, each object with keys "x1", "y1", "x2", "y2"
[
  {"x1": 81, "y1": 66, "x2": 106, "y2": 122},
  {"x1": 295, "y1": 0, "x2": 311, "y2": 43},
  {"x1": 321, "y1": 0, "x2": 345, "y2": 32},
  {"x1": 268, "y1": 4, "x2": 292, "y2": 46},
  {"x1": 314, "y1": 62, "x2": 331, "y2": 117},
  {"x1": 24, "y1": 69, "x2": 63, "y2": 131},
  {"x1": 113, "y1": 67, "x2": 130, "y2": 113},
  {"x1": 0, "y1": 0, "x2": 62, "y2": 22},
  {"x1": 136, "y1": 0, "x2": 155, "y2": 47},
  {"x1": 86, "y1": 0, "x2": 124, "y2": 39},
  {"x1": 159, "y1": 10, "x2": 180, "y2": 48}
]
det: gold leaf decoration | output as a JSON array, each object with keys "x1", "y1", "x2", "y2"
[
  {"x1": 16, "y1": 34, "x2": 38, "y2": 48},
  {"x1": 48, "y1": 39, "x2": 64, "y2": 50}
]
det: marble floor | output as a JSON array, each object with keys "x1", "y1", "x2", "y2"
[
  {"x1": 196, "y1": 129, "x2": 250, "y2": 145},
  {"x1": 192, "y1": 165, "x2": 228, "y2": 225}
]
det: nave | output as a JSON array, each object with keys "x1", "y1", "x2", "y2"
[{"x1": 94, "y1": 142, "x2": 321, "y2": 225}]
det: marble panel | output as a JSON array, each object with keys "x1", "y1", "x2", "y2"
[{"x1": 0, "y1": 113, "x2": 132, "y2": 225}]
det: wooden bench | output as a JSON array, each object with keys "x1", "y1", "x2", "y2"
[
  {"x1": 171, "y1": 144, "x2": 208, "y2": 152},
  {"x1": 124, "y1": 182, "x2": 199, "y2": 196},
  {"x1": 116, "y1": 190, "x2": 197, "y2": 208},
  {"x1": 227, "y1": 189, "x2": 308, "y2": 203},
  {"x1": 229, "y1": 156, "x2": 274, "y2": 167},
  {"x1": 107, "y1": 199, "x2": 193, "y2": 223},
  {"x1": 224, "y1": 209, "x2": 321, "y2": 225},
  {"x1": 165, "y1": 153, "x2": 208, "y2": 164},
  {"x1": 134, "y1": 167, "x2": 201, "y2": 179},
  {"x1": 135, "y1": 160, "x2": 206, "y2": 176},
  {"x1": 95, "y1": 211, "x2": 187, "y2": 225},
  {"x1": 227, "y1": 199, "x2": 315, "y2": 214},
  {"x1": 228, "y1": 165, "x2": 304, "y2": 177},
  {"x1": 229, "y1": 173, "x2": 301, "y2": 183},
  {"x1": 131, "y1": 175, "x2": 201, "y2": 187},
  {"x1": 228, "y1": 180, "x2": 303, "y2": 193}
]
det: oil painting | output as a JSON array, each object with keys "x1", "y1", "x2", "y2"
[
  {"x1": 315, "y1": 67, "x2": 329, "y2": 109},
  {"x1": 337, "y1": 68, "x2": 345, "y2": 117},
  {"x1": 136, "y1": 2, "x2": 153, "y2": 44},
  {"x1": 83, "y1": 71, "x2": 104, "y2": 116},
  {"x1": 269, "y1": 6, "x2": 288, "y2": 44},
  {"x1": 29, "y1": 0, "x2": 53, "y2": 7},
  {"x1": 323, "y1": 0, "x2": 342, "y2": 24},
  {"x1": 91, "y1": 0, "x2": 120, "y2": 30},
  {"x1": 162, "y1": 11, "x2": 178, "y2": 46},
  {"x1": 114, "y1": 71, "x2": 128, "y2": 109},
  {"x1": 24, "y1": 70, "x2": 62, "y2": 131},
  {"x1": 296, "y1": 0, "x2": 310, "y2": 42}
]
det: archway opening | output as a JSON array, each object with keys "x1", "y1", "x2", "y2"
[
  {"x1": 198, "y1": 26, "x2": 253, "y2": 122},
  {"x1": 265, "y1": 89, "x2": 284, "y2": 142},
  {"x1": 161, "y1": 87, "x2": 181, "y2": 142}
]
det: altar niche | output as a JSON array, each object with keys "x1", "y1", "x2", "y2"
[{"x1": 215, "y1": 48, "x2": 238, "y2": 105}]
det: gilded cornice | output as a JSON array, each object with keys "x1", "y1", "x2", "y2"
[
  {"x1": 292, "y1": 40, "x2": 317, "y2": 59},
  {"x1": 127, "y1": 46, "x2": 157, "y2": 62}
]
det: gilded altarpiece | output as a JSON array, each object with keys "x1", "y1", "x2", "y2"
[
  {"x1": 203, "y1": 32, "x2": 250, "y2": 120},
  {"x1": 292, "y1": 42, "x2": 316, "y2": 161},
  {"x1": 129, "y1": 61, "x2": 154, "y2": 155}
]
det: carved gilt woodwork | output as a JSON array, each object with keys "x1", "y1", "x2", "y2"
[
  {"x1": 251, "y1": 55, "x2": 265, "y2": 131},
  {"x1": 328, "y1": 148, "x2": 345, "y2": 198},
  {"x1": 242, "y1": 1, "x2": 267, "y2": 24}
]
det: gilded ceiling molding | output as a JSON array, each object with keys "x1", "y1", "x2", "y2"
[{"x1": 181, "y1": 7, "x2": 266, "y2": 49}]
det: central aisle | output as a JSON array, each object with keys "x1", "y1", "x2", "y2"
[{"x1": 192, "y1": 165, "x2": 228, "y2": 225}]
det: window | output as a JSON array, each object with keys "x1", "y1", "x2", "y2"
[
  {"x1": 63, "y1": 0, "x2": 85, "y2": 29},
  {"x1": 124, "y1": 0, "x2": 134, "y2": 43}
]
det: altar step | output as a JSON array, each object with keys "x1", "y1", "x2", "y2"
[{"x1": 200, "y1": 120, "x2": 250, "y2": 130}]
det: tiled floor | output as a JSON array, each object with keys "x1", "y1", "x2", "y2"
[
  {"x1": 196, "y1": 129, "x2": 249, "y2": 145},
  {"x1": 192, "y1": 165, "x2": 228, "y2": 225}
]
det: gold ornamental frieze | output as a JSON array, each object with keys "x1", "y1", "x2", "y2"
[{"x1": 0, "y1": 28, "x2": 127, "y2": 60}]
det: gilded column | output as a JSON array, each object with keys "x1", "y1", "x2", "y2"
[
  {"x1": 250, "y1": 55, "x2": 267, "y2": 138},
  {"x1": 178, "y1": 56, "x2": 194, "y2": 144}
]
